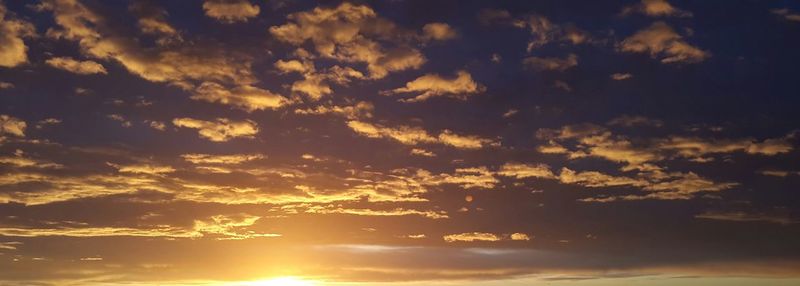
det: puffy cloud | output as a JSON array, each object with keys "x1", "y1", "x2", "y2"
[
  {"x1": 181, "y1": 153, "x2": 265, "y2": 165},
  {"x1": 191, "y1": 82, "x2": 289, "y2": 112},
  {"x1": 129, "y1": 0, "x2": 181, "y2": 44},
  {"x1": 510, "y1": 233, "x2": 532, "y2": 241},
  {"x1": 45, "y1": 57, "x2": 108, "y2": 75},
  {"x1": 0, "y1": 81, "x2": 13, "y2": 89},
  {"x1": 772, "y1": 8, "x2": 800, "y2": 22},
  {"x1": 145, "y1": 120, "x2": 166, "y2": 131},
  {"x1": 172, "y1": 117, "x2": 258, "y2": 142},
  {"x1": 384, "y1": 70, "x2": 485, "y2": 102},
  {"x1": 619, "y1": 22, "x2": 709, "y2": 64},
  {"x1": 347, "y1": 120, "x2": 497, "y2": 149},
  {"x1": 269, "y1": 2, "x2": 426, "y2": 79},
  {"x1": 523, "y1": 54, "x2": 578, "y2": 71},
  {"x1": 622, "y1": 0, "x2": 692, "y2": 17},
  {"x1": 1, "y1": 114, "x2": 26, "y2": 137},
  {"x1": 517, "y1": 15, "x2": 588, "y2": 50},
  {"x1": 0, "y1": 2, "x2": 35, "y2": 67},
  {"x1": 421, "y1": 23, "x2": 458, "y2": 41},
  {"x1": 497, "y1": 163, "x2": 555, "y2": 179},
  {"x1": 202, "y1": 0, "x2": 260, "y2": 23},
  {"x1": 610, "y1": 73, "x2": 633, "y2": 80}
]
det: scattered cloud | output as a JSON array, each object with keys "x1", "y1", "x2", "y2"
[
  {"x1": 607, "y1": 115, "x2": 663, "y2": 127},
  {"x1": 269, "y1": 2, "x2": 427, "y2": 79},
  {"x1": 621, "y1": 0, "x2": 692, "y2": 17},
  {"x1": 46, "y1": 56, "x2": 108, "y2": 74},
  {"x1": 619, "y1": 22, "x2": 709, "y2": 64},
  {"x1": 443, "y1": 232, "x2": 531, "y2": 242},
  {"x1": 497, "y1": 162, "x2": 555, "y2": 179},
  {"x1": 610, "y1": 73, "x2": 633, "y2": 80},
  {"x1": 347, "y1": 120, "x2": 497, "y2": 149},
  {"x1": 696, "y1": 210, "x2": 796, "y2": 225},
  {"x1": 172, "y1": 117, "x2": 258, "y2": 142},
  {"x1": 1, "y1": 114, "x2": 26, "y2": 137},
  {"x1": 181, "y1": 153, "x2": 265, "y2": 164},
  {"x1": 523, "y1": 54, "x2": 578, "y2": 71},
  {"x1": 772, "y1": 8, "x2": 800, "y2": 22},
  {"x1": 202, "y1": 0, "x2": 260, "y2": 23},
  {"x1": 0, "y1": 2, "x2": 35, "y2": 67},
  {"x1": 422, "y1": 23, "x2": 458, "y2": 41},
  {"x1": 384, "y1": 70, "x2": 485, "y2": 102},
  {"x1": 191, "y1": 82, "x2": 289, "y2": 112}
]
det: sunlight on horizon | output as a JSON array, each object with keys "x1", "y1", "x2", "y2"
[{"x1": 229, "y1": 277, "x2": 320, "y2": 286}]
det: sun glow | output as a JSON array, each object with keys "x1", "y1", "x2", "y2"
[{"x1": 239, "y1": 277, "x2": 319, "y2": 286}]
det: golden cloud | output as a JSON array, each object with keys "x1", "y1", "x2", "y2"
[
  {"x1": 620, "y1": 21, "x2": 709, "y2": 64},
  {"x1": 172, "y1": 117, "x2": 258, "y2": 142},
  {"x1": 385, "y1": 70, "x2": 485, "y2": 102},
  {"x1": 46, "y1": 56, "x2": 108, "y2": 74},
  {"x1": 202, "y1": 0, "x2": 260, "y2": 23},
  {"x1": 347, "y1": 120, "x2": 497, "y2": 149},
  {"x1": 0, "y1": 2, "x2": 35, "y2": 67}
]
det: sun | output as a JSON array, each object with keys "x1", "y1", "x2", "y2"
[{"x1": 243, "y1": 277, "x2": 319, "y2": 286}]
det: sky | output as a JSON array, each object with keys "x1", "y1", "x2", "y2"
[{"x1": 1, "y1": 0, "x2": 800, "y2": 285}]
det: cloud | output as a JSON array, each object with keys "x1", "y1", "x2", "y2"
[
  {"x1": 695, "y1": 210, "x2": 796, "y2": 225},
  {"x1": 418, "y1": 167, "x2": 500, "y2": 189},
  {"x1": 1, "y1": 114, "x2": 26, "y2": 137},
  {"x1": 610, "y1": 73, "x2": 633, "y2": 80},
  {"x1": 172, "y1": 117, "x2": 258, "y2": 142},
  {"x1": 0, "y1": 214, "x2": 279, "y2": 239},
  {"x1": 523, "y1": 54, "x2": 578, "y2": 71},
  {"x1": 497, "y1": 163, "x2": 555, "y2": 179},
  {"x1": 478, "y1": 10, "x2": 588, "y2": 51},
  {"x1": 0, "y1": 81, "x2": 13, "y2": 89},
  {"x1": 347, "y1": 120, "x2": 497, "y2": 149},
  {"x1": 269, "y1": 2, "x2": 426, "y2": 79},
  {"x1": 621, "y1": 0, "x2": 692, "y2": 17},
  {"x1": 129, "y1": 0, "x2": 182, "y2": 44},
  {"x1": 202, "y1": 0, "x2": 260, "y2": 23},
  {"x1": 443, "y1": 232, "x2": 531, "y2": 242},
  {"x1": 109, "y1": 163, "x2": 176, "y2": 175},
  {"x1": 657, "y1": 136, "x2": 793, "y2": 159},
  {"x1": 45, "y1": 57, "x2": 108, "y2": 75},
  {"x1": 422, "y1": 23, "x2": 458, "y2": 41},
  {"x1": 619, "y1": 22, "x2": 709, "y2": 64},
  {"x1": 275, "y1": 58, "x2": 366, "y2": 101},
  {"x1": 443, "y1": 232, "x2": 502, "y2": 242},
  {"x1": 384, "y1": 70, "x2": 485, "y2": 102},
  {"x1": 410, "y1": 148, "x2": 436, "y2": 157},
  {"x1": 608, "y1": 115, "x2": 662, "y2": 127},
  {"x1": 0, "y1": 2, "x2": 35, "y2": 67},
  {"x1": 772, "y1": 8, "x2": 800, "y2": 22},
  {"x1": 191, "y1": 82, "x2": 289, "y2": 112},
  {"x1": 181, "y1": 153, "x2": 265, "y2": 165},
  {"x1": 304, "y1": 206, "x2": 448, "y2": 219},
  {"x1": 294, "y1": 101, "x2": 374, "y2": 120}
]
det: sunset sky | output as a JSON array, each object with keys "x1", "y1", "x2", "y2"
[{"x1": 1, "y1": 0, "x2": 800, "y2": 285}]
